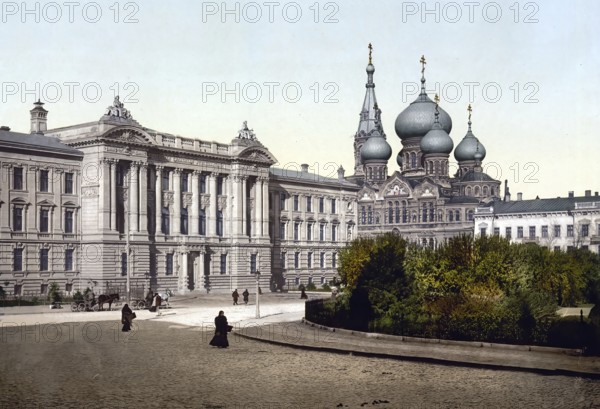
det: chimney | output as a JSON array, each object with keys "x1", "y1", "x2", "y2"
[
  {"x1": 0, "y1": 126, "x2": 10, "y2": 131},
  {"x1": 517, "y1": 192, "x2": 523, "y2": 201},
  {"x1": 301, "y1": 163, "x2": 309, "y2": 173},
  {"x1": 30, "y1": 99, "x2": 48, "y2": 134},
  {"x1": 595, "y1": 192, "x2": 599, "y2": 197},
  {"x1": 337, "y1": 165, "x2": 345, "y2": 182},
  {"x1": 585, "y1": 190, "x2": 591, "y2": 197},
  {"x1": 503, "y1": 179, "x2": 511, "y2": 202},
  {"x1": 568, "y1": 191, "x2": 574, "y2": 198}
]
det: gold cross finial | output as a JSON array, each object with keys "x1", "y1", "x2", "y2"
[
  {"x1": 434, "y1": 93, "x2": 439, "y2": 105},
  {"x1": 420, "y1": 55, "x2": 426, "y2": 74},
  {"x1": 368, "y1": 43, "x2": 373, "y2": 64},
  {"x1": 467, "y1": 104, "x2": 472, "y2": 121}
]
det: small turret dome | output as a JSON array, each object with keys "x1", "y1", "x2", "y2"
[
  {"x1": 420, "y1": 121, "x2": 453, "y2": 154},
  {"x1": 361, "y1": 130, "x2": 392, "y2": 162}
]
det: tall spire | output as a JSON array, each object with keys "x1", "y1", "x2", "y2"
[
  {"x1": 467, "y1": 103, "x2": 472, "y2": 132},
  {"x1": 368, "y1": 42, "x2": 373, "y2": 65},
  {"x1": 420, "y1": 55, "x2": 427, "y2": 95}
]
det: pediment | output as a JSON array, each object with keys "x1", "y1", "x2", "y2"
[
  {"x1": 101, "y1": 126, "x2": 156, "y2": 145},
  {"x1": 37, "y1": 199, "x2": 55, "y2": 207},
  {"x1": 413, "y1": 181, "x2": 439, "y2": 198},
  {"x1": 237, "y1": 146, "x2": 277, "y2": 165},
  {"x1": 358, "y1": 187, "x2": 375, "y2": 201}
]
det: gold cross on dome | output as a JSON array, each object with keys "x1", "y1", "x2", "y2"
[
  {"x1": 420, "y1": 55, "x2": 426, "y2": 74},
  {"x1": 467, "y1": 104, "x2": 472, "y2": 121},
  {"x1": 434, "y1": 94, "x2": 439, "y2": 105},
  {"x1": 368, "y1": 43, "x2": 373, "y2": 64}
]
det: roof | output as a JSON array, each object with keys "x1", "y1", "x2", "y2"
[
  {"x1": 484, "y1": 196, "x2": 600, "y2": 214},
  {"x1": 0, "y1": 130, "x2": 83, "y2": 157},
  {"x1": 459, "y1": 170, "x2": 498, "y2": 183},
  {"x1": 270, "y1": 167, "x2": 359, "y2": 188},
  {"x1": 446, "y1": 195, "x2": 481, "y2": 204}
]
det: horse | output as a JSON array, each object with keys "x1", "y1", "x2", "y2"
[{"x1": 97, "y1": 293, "x2": 120, "y2": 311}]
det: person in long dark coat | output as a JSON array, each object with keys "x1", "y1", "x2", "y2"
[
  {"x1": 232, "y1": 289, "x2": 239, "y2": 305},
  {"x1": 242, "y1": 289, "x2": 249, "y2": 305},
  {"x1": 209, "y1": 310, "x2": 229, "y2": 348},
  {"x1": 121, "y1": 303, "x2": 133, "y2": 332}
]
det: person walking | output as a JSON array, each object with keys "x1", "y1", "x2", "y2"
[
  {"x1": 121, "y1": 303, "x2": 135, "y2": 332},
  {"x1": 242, "y1": 289, "x2": 249, "y2": 305},
  {"x1": 152, "y1": 292, "x2": 162, "y2": 316},
  {"x1": 209, "y1": 310, "x2": 230, "y2": 348},
  {"x1": 232, "y1": 289, "x2": 239, "y2": 305}
]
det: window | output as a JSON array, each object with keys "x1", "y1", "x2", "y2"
[
  {"x1": 320, "y1": 276, "x2": 325, "y2": 284},
  {"x1": 250, "y1": 254, "x2": 257, "y2": 273},
  {"x1": 306, "y1": 196, "x2": 312, "y2": 212},
  {"x1": 554, "y1": 225, "x2": 561, "y2": 238},
  {"x1": 367, "y1": 206, "x2": 372, "y2": 224},
  {"x1": 161, "y1": 207, "x2": 170, "y2": 234},
  {"x1": 505, "y1": 227, "x2": 512, "y2": 239},
  {"x1": 180, "y1": 207, "x2": 188, "y2": 235},
  {"x1": 388, "y1": 203, "x2": 393, "y2": 224},
  {"x1": 554, "y1": 246, "x2": 561, "y2": 252},
  {"x1": 40, "y1": 249, "x2": 49, "y2": 271},
  {"x1": 220, "y1": 254, "x2": 227, "y2": 274},
  {"x1": 529, "y1": 226, "x2": 536, "y2": 238},
  {"x1": 332, "y1": 252, "x2": 337, "y2": 268},
  {"x1": 319, "y1": 197, "x2": 324, "y2": 213},
  {"x1": 279, "y1": 222, "x2": 286, "y2": 239},
  {"x1": 467, "y1": 210, "x2": 474, "y2": 221},
  {"x1": 307, "y1": 222, "x2": 313, "y2": 241},
  {"x1": 493, "y1": 227, "x2": 500, "y2": 236},
  {"x1": 216, "y1": 211, "x2": 223, "y2": 237},
  {"x1": 216, "y1": 176, "x2": 223, "y2": 195},
  {"x1": 65, "y1": 283, "x2": 73, "y2": 293},
  {"x1": 567, "y1": 224, "x2": 574, "y2": 238},
  {"x1": 40, "y1": 170, "x2": 49, "y2": 192},
  {"x1": 41, "y1": 284, "x2": 48, "y2": 295},
  {"x1": 480, "y1": 228, "x2": 487, "y2": 237},
  {"x1": 12, "y1": 207, "x2": 23, "y2": 231},
  {"x1": 279, "y1": 193, "x2": 286, "y2": 210},
  {"x1": 361, "y1": 206, "x2": 366, "y2": 225},
  {"x1": 320, "y1": 252, "x2": 325, "y2": 268},
  {"x1": 166, "y1": 253, "x2": 173, "y2": 275},
  {"x1": 65, "y1": 172, "x2": 74, "y2": 194},
  {"x1": 13, "y1": 167, "x2": 23, "y2": 190},
  {"x1": 162, "y1": 170, "x2": 169, "y2": 190},
  {"x1": 331, "y1": 199, "x2": 336, "y2": 214},
  {"x1": 64, "y1": 210, "x2": 73, "y2": 233},
  {"x1": 517, "y1": 227, "x2": 523, "y2": 238},
  {"x1": 294, "y1": 252, "x2": 300, "y2": 269},
  {"x1": 121, "y1": 253, "x2": 127, "y2": 276},
  {"x1": 199, "y1": 174, "x2": 206, "y2": 193},
  {"x1": 181, "y1": 173, "x2": 189, "y2": 192},
  {"x1": 319, "y1": 223, "x2": 325, "y2": 241},
  {"x1": 541, "y1": 225, "x2": 548, "y2": 238},
  {"x1": 307, "y1": 252, "x2": 312, "y2": 269},
  {"x1": 293, "y1": 195, "x2": 299, "y2": 211},
  {"x1": 308, "y1": 277, "x2": 313, "y2": 285},
  {"x1": 13, "y1": 248, "x2": 23, "y2": 271},
  {"x1": 199, "y1": 208, "x2": 206, "y2": 235},
  {"x1": 40, "y1": 209, "x2": 49, "y2": 232},
  {"x1": 331, "y1": 224, "x2": 337, "y2": 242},
  {"x1": 295, "y1": 277, "x2": 300, "y2": 285},
  {"x1": 294, "y1": 222, "x2": 299, "y2": 241},
  {"x1": 281, "y1": 252, "x2": 286, "y2": 269},
  {"x1": 65, "y1": 249, "x2": 74, "y2": 271},
  {"x1": 582, "y1": 224, "x2": 589, "y2": 237}
]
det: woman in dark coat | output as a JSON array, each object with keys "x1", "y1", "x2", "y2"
[
  {"x1": 209, "y1": 310, "x2": 229, "y2": 348},
  {"x1": 121, "y1": 303, "x2": 133, "y2": 332}
]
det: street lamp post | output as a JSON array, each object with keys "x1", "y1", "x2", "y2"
[
  {"x1": 255, "y1": 270, "x2": 261, "y2": 319},
  {"x1": 123, "y1": 187, "x2": 131, "y2": 304}
]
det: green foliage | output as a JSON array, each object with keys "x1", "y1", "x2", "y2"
[
  {"x1": 73, "y1": 291, "x2": 84, "y2": 303},
  {"x1": 306, "y1": 282, "x2": 317, "y2": 291},
  {"x1": 48, "y1": 282, "x2": 62, "y2": 303},
  {"x1": 321, "y1": 283, "x2": 331, "y2": 292}
]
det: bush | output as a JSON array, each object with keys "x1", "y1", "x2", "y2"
[
  {"x1": 547, "y1": 317, "x2": 597, "y2": 351},
  {"x1": 48, "y1": 282, "x2": 62, "y2": 303},
  {"x1": 306, "y1": 282, "x2": 317, "y2": 291},
  {"x1": 321, "y1": 283, "x2": 331, "y2": 292}
]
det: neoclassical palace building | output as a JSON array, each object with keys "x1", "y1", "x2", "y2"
[{"x1": 1, "y1": 49, "x2": 596, "y2": 298}]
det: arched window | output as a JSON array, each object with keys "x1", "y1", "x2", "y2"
[
  {"x1": 422, "y1": 203, "x2": 428, "y2": 222},
  {"x1": 449, "y1": 211, "x2": 454, "y2": 222},
  {"x1": 410, "y1": 152, "x2": 417, "y2": 168},
  {"x1": 388, "y1": 202, "x2": 393, "y2": 224},
  {"x1": 395, "y1": 201, "x2": 400, "y2": 223},
  {"x1": 361, "y1": 206, "x2": 366, "y2": 224},
  {"x1": 402, "y1": 202, "x2": 408, "y2": 223},
  {"x1": 467, "y1": 210, "x2": 474, "y2": 221},
  {"x1": 483, "y1": 186, "x2": 489, "y2": 196},
  {"x1": 466, "y1": 186, "x2": 472, "y2": 196},
  {"x1": 429, "y1": 203, "x2": 434, "y2": 222},
  {"x1": 455, "y1": 210, "x2": 460, "y2": 221},
  {"x1": 475, "y1": 186, "x2": 480, "y2": 196},
  {"x1": 367, "y1": 206, "x2": 373, "y2": 224}
]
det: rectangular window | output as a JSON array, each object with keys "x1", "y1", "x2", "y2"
[
  {"x1": 554, "y1": 246, "x2": 561, "y2": 252},
  {"x1": 319, "y1": 223, "x2": 325, "y2": 242},
  {"x1": 307, "y1": 252, "x2": 312, "y2": 269},
  {"x1": 480, "y1": 228, "x2": 487, "y2": 237},
  {"x1": 567, "y1": 224, "x2": 574, "y2": 237},
  {"x1": 40, "y1": 209, "x2": 49, "y2": 232},
  {"x1": 40, "y1": 249, "x2": 49, "y2": 271},
  {"x1": 216, "y1": 211, "x2": 223, "y2": 237},
  {"x1": 199, "y1": 174, "x2": 206, "y2": 193},
  {"x1": 307, "y1": 223, "x2": 313, "y2": 241},
  {"x1": 331, "y1": 225, "x2": 337, "y2": 242},
  {"x1": 14, "y1": 284, "x2": 22, "y2": 296},
  {"x1": 199, "y1": 209, "x2": 206, "y2": 236},
  {"x1": 331, "y1": 198, "x2": 336, "y2": 214},
  {"x1": 517, "y1": 226, "x2": 523, "y2": 238},
  {"x1": 40, "y1": 283, "x2": 48, "y2": 295},
  {"x1": 216, "y1": 176, "x2": 223, "y2": 195},
  {"x1": 181, "y1": 173, "x2": 189, "y2": 192},
  {"x1": 13, "y1": 167, "x2": 23, "y2": 190},
  {"x1": 40, "y1": 170, "x2": 49, "y2": 192},
  {"x1": 180, "y1": 208, "x2": 188, "y2": 235},
  {"x1": 294, "y1": 222, "x2": 299, "y2": 241},
  {"x1": 161, "y1": 207, "x2": 170, "y2": 235},
  {"x1": 281, "y1": 252, "x2": 286, "y2": 269},
  {"x1": 279, "y1": 193, "x2": 286, "y2": 210},
  {"x1": 493, "y1": 227, "x2": 500, "y2": 236},
  {"x1": 13, "y1": 248, "x2": 23, "y2": 271},
  {"x1": 582, "y1": 224, "x2": 589, "y2": 237},
  {"x1": 250, "y1": 253, "x2": 257, "y2": 273},
  {"x1": 162, "y1": 170, "x2": 169, "y2": 190},
  {"x1": 541, "y1": 225, "x2": 548, "y2": 238},
  {"x1": 294, "y1": 252, "x2": 300, "y2": 269},
  {"x1": 293, "y1": 195, "x2": 299, "y2": 211},
  {"x1": 64, "y1": 172, "x2": 74, "y2": 194},
  {"x1": 13, "y1": 207, "x2": 22, "y2": 231},
  {"x1": 65, "y1": 283, "x2": 73, "y2": 293},
  {"x1": 220, "y1": 254, "x2": 227, "y2": 274},
  {"x1": 505, "y1": 227, "x2": 512, "y2": 239},
  {"x1": 65, "y1": 249, "x2": 74, "y2": 271},
  {"x1": 306, "y1": 196, "x2": 312, "y2": 212},
  {"x1": 319, "y1": 197, "x2": 324, "y2": 213},
  {"x1": 64, "y1": 210, "x2": 73, "y2": 233},
  {"x1": 332, "y1": 252, "x2": 337, "y2": 268},
  {"x1": 279, "y1": 222, "x2": 285, "y2": 239},
  {"x1": 166, "y1": 253, "x2": 174, "y2": 275},
  {"x1": 529, "y1": 226, "x2": 536, "y2": 238},
  {"x1": 320, "y1": 252, "x2": 325, "y2": 268},
  {"x1": 554, "y1": 225, "x2": 561, "y2": 238},
  {"x1": 121, "y1": 253, "x2": 127, "y2": 276}
]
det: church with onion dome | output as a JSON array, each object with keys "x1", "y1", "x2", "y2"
[{"x1": 350, "y1": 47, "x2": 501, "y2": 246}]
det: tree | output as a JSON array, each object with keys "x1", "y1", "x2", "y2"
[{"x1": 48, "y1": 282, "x2": 62, "y2": 304}]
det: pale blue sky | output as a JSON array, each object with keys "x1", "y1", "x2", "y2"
[{"x1": 1, "y1": 0, "x2": 598, "y2": 199}]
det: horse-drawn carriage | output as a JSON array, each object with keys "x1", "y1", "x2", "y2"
[
  {"x1": 131, "y1": 289, "x2": 173, "y2": 310},
  {"x1": 70, "y1": 293, "x2": 120, "y2": 312}
]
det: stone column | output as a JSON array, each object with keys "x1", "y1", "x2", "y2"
[
  {"x1": 242, "y1": 176, "x2": 248, "y2": 236},
  {"x1": 224, "y1": 175, "x2": 232, "y2": 237},
  {"x1": 173, "y1": 169, "x2": 182, "y2": 235},
  {"x1": 262, "y1": 178, "x2": 269, "y2": 238},
  {"x1": 190, "y1": 171, "x2": 199, "y2": 235},
  {"x1": 253, "y1": 179, "x2": 261, "y2": 238},
  {"x1": 209, "y1": 173, "x2": 218, "y2": 236},
  {"x1": 155, "y1": 166, "x2": 163, "y2": 236},
  {"x1": 139, "y1": 163, "x2": 148, "y2": 234},
  {"x1": 129, "y1": 162, "x2": 139, "y2": 232},
  {"x1": 110, "y1": 160, "x2": 117, "y2": 231},
  {"x1": 98, "y1": 159, "x2": 110, "y2": 231},
  {"x1": 198, "y1": 250, "x2": 205, "y2": 285},
  {"x1": 180, "y1": 250, "x2": 188, "y2": 293}
]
